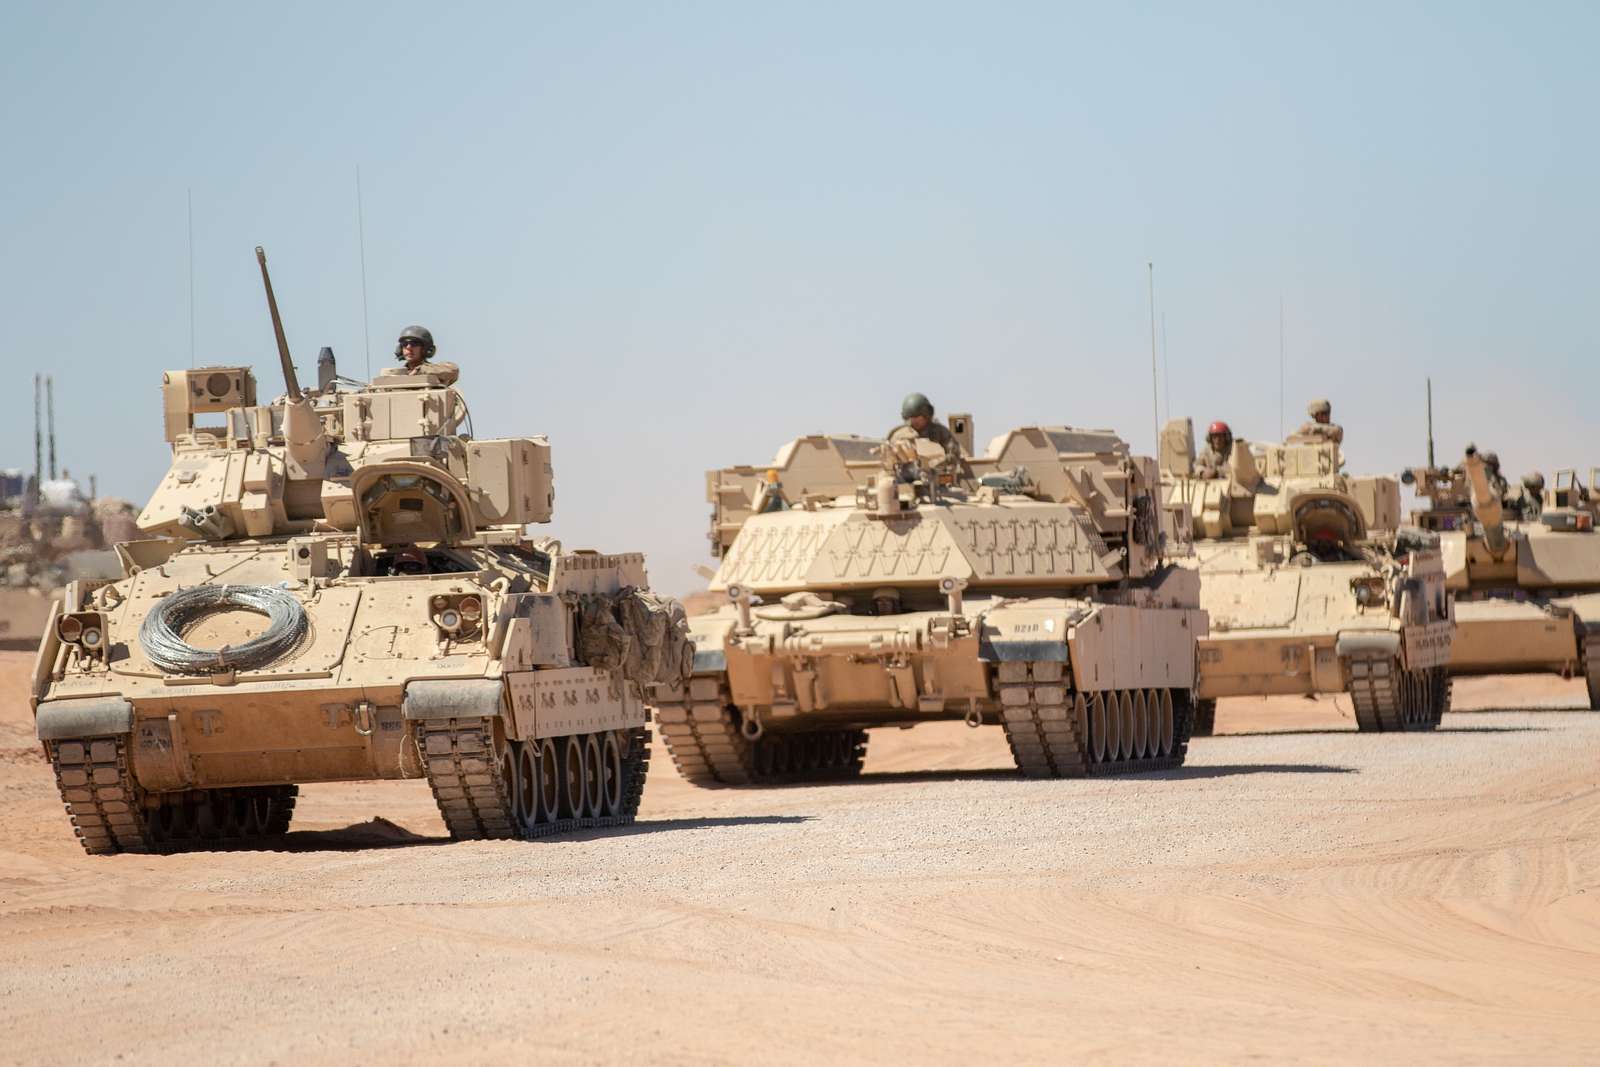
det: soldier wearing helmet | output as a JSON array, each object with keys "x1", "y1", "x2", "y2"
[
  {"x1": 394, "y1": 325, "x2": 459, "y2": 386},
  {"x1": 1505, "y1": 470, "x2": 1545, "y2": 521},
  {"x1": 1481, "y1": 450, "x2": 1509, "y2": 500},
  {"x1": 1287, "y1": 398, "x2": 1343, "y2": 446},
  {"x1": 887, "y1": 392, "x2": 960, "y2": 457},
  {"x1": 1194, "y1": 420, "x2": 1235, "y2": 479}
]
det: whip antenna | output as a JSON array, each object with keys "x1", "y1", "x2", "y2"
[
  {"x1": 356, "y1": 167, "x2": 372, "y2": 380},
  {"x1": 1147, "y1": 262, "x2": 1160, "y2": 455},
  {"x1": 1426, "y1": 377, "x2": 1435, "y2": 469},
  {"x1": 187, "y1": 188, "x2": 196, "y2": 368},
  {"x1": 1278, "y1": 296, "x2": 1286, "y2": 440}
]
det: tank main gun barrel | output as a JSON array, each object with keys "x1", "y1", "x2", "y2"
[
  {"x1": 1462, "y1": 447, "x2": 1508, "y2": 558},
  {"x1": 255, "y1": 246, "x2": 302, "y2": 402}
]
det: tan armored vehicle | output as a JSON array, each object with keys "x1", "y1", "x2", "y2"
[
  {"x1": 652, "y1": 421, "x2": 1209, "y2": 783},
  {"x1": 1161, "y1": 419, "x2": 1454, "y2": 734},
  {"x1": 29, "y1": 249, "x2": 689, "y2": 855},
  {"x1": 1404, "y1": 450, "x2": 1600, "y2": 705}
]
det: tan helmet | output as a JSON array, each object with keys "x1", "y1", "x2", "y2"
[{"x1": 1307, "y1": 398, "x2": 1332, "y2": 420}]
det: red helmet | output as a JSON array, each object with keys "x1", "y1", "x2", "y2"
[{"x1": 1208, "y1": 420, "x2": 1231, "y2": 437}]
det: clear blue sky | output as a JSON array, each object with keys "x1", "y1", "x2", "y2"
[{"x1": 3, "y1": 2, "x2": 1595, "y2": 593}]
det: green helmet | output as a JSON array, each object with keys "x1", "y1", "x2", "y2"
[
  {"x1": 900, "y1": 392, "x2": 934, "y2": 420},
  {"x1": 395, "y1": 325, "x2": 436, "y2": 361}
]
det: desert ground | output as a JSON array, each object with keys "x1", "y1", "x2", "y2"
[{"x1": 2, "y1": 650, "x2": 1597, "y2": 1065}]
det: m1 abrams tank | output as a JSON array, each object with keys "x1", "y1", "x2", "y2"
[
  {"x1": 29, "y1": 249, "x2": 690, "y2": 855},
  {"x1": 1159, "y1": 419, "x2": 1454, "y2": 735},
  {"x1": 1403, "y1": 450, "x2": 1600, "y2": 706},
  {"x1": 651, "y1": 420, "x2": 1208, "y2": 784}
]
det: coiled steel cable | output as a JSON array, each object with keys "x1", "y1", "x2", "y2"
[{"x1": 139, "y1": 584, "x2": 309, "y2": 674}]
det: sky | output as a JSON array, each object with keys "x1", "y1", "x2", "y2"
[{"x1": 2, "y1": 2, "x2": 1595, "y2": 594}]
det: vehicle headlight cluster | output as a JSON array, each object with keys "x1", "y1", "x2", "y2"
[
  {"x1": 430, "y1": 592, "x2": 485, "y2": 638},
  {"x1": 57, "y1": 611, "x2": 108, "y2": 659}
]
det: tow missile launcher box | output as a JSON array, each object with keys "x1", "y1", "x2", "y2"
[
  {"x1": 1404, "y1": 451, "x2": 1600, "y2": 705},
  {"x1": 1159, "y1": 418, "x2": 1455, "y2": 735},
  {"x1": 30, "y1": 248, "x2": 691, "y2": 855},
  {"x1": 652, "y1": 421, "x2": 1209, "y2": 785}
]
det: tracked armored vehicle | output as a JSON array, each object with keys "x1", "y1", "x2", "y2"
[
  {"x1": 1404, "y1": 451, "x2": 1600, "y2": 705},
  {"x1": 1160, "y1": 419, "x2": 1454, "y2": 734},
  {"x1": 30, "y1": 248, "x2": 690, "y2": 855},
  {"x1": 652, "y1": 421, "x2": 1208, "y2": 784}
]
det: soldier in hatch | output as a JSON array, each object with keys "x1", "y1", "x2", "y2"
[
  {"x1": 1506, "y1": 472, "x2": 1545, "y2": 521},
  {"x1": 395, "y1": 325, "x2": 459, "y2": 386},
  {"x1": 887, "y1": 392, "x2": 960, "y2": 457},
  {"x1": 1482, "y1": 451, "x2": 1510, "y2": 501},
  {"x1": 1287, "y1": 398, "x2": 1343, "y2": 445},
  {"x1": 1194, "y1": 420, "x2": 1234, "y2": 479},
  {"x1": 1461, "y1": 444, "x2": 1511, "y2": 503}
]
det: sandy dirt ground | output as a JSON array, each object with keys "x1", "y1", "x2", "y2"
[{"x1": 2, "y1": 652, "x2": 1598, "y2": 1065}]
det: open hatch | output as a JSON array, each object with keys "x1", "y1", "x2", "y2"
[{"x1": 350, "y1": 461, "x2": 476, "y2": 546}]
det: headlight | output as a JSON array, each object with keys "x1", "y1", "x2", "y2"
[
  {"x1": 429, "y1": 592, "x2": 484, "y2": 638},
  {"x1": 1350, "y1": 578, "x2": 1386, "y2": 607},
  {"x1": 55, "y1": 611, "x2": 108, "y2": 659}
]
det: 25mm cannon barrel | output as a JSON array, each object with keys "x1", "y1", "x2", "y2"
[{"x1": 255, "y1": 246, "x2": 302, "y2": 401}]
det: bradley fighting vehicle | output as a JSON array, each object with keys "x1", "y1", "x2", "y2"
[
  {"x1": 29, "y1": 248, "x2": 690, "y2": 855},
  {"x1": 1403, "y1": 448, "x2": 1600, "y2": 706},
  {"x1": 1160, "y1": 419, "x2": 1455, "y2": 734},
  {"x1": 651, "y1": 420, "x2": 1209, "y2": 783}
]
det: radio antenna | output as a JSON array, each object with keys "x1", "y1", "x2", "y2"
[
  {"x1": 187, "y1": 188, "x2": 196, "y2": 368},
  {"x1": 1147, "y1": 262, "x2": 1160, "y2": 454},
  {"x1": 356, "y1": 167, "x2": 372, "y2": 380},
  {"x1": 1278, "y1": 296, "x2": 1286, "y2": 440},
  {"x1": 1426, "y1": 376, "x2": 1435, "y2": 469}
]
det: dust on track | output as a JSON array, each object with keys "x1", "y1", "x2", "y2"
[{"x1": 2, "y1": 652, "x2": 1597, "y2": 1064}]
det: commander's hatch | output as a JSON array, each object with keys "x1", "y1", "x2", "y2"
[
  {"x1": 350, "y1": 461, "x2": 476, "y2": 546},
  {"x1": 1292, "y1": 491, "x2": 1366, "y2": 550}
]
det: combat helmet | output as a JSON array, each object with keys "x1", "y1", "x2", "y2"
[
  {"x1": 901, "y1": 392, "x2": 934, "y2": 420},
  {"x1": 395, "y1": 325, "x2": 436, "y2": 361},
  {"x1": 1307, "y1": 398, "x2": 1332, "y2": 419}
]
